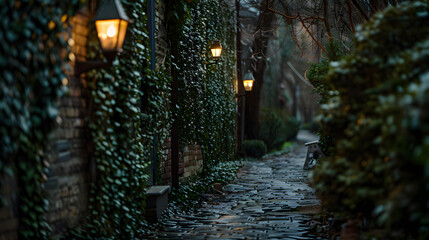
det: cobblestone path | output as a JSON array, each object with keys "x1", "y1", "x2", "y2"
[{"x1": 158, "y1": 131, "x2": 321, "y2": 240}]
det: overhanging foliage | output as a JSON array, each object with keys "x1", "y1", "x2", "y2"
[{"x1": 312, "y1": 1, "x2": 429, "y2": 238}]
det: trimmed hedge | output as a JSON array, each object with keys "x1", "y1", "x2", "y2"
[
  {"x1": 259, "y1": 108, "x2": 299, "y2": 151},
  {"x1": 241, "y1": 140, "x2": 267, "y2": 158}
]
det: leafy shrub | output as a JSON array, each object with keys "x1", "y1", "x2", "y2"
[
  {"x1": 301, "y1": 121, "x2": 321, "y2": 133},
  {"x1": 259, "y1": 108, "x2": 299, "y2": 151},
  {"x1": 241, "y1": 140, "x2": 267, "y2": 158},
  {"x1": 312, "y1": 2, "x2": 429, "y2": 239},
  {"x1": 262, "y1": 142, "x2": 294, "y2": 159},
  {"x1": 164, "y1": 161, "x2": 242, "y2": 212},
  {"x1": 307, "y1": 61, "x2": 331, "y2": 104},
  {"x1": 307, "y1": 45, "x2": 343, "y2": 156}
]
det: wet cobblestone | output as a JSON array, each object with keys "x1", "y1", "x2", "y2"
[{"x1": 158, "y1": 131, "x2": 323, "y2": 239}]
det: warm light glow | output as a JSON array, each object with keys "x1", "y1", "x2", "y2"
[
  {"x1": 210, "y1": 40, "x2": 222, "y2": 59},
  {"x1": 62, "y1": 78, "x2": 69, "y2": 86},
  {"x1": 98, "y1": 33, "x2": 107, "y2": 39},
  {"x1": 107, "y1": 24, "x2": 117, "y2": 37},
  {"x1": 95, "y1": 19, "x2": 128, "y2": 51},
  {"x1": 68, "y1": 52, "x2": 75, "y2": 62},
  {"x1": 211, "y1": 47, "x2": 222, "y2": 58},
  {"x1": 68, "y1": 38, "x2": 75, "y2": 47},
  {"x1": 243, "y1": 79, "x2": 254, "y2": 91}
]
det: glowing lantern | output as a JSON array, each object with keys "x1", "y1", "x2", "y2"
[
  {"x1": 210, "y1": 40, "x2": 222, "y2": 59},
  {"x1": 75, "y1": 0, "x2": 130, "y2": 75},
  {"x1": 94, "y1": 0, "x2": 129, "y2": 60},
  {"x1": 243, "y1": 72, "x2": 254, "y2": 91}
]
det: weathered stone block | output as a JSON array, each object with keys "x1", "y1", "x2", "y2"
[
  {"x1": 57, "y1": 151, "x2": 71, "y2": 162},
  {"x1": 45, "y1": 177, "x2": 59, "y2": 190},
  {"x1": 54, "y1": 140, "x2": 71, "y2": 153}
]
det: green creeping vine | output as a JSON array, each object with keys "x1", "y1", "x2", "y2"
[
  {"x1": 306, "y1": 40, "x2": 343, "y2": 156},
  {"x1": 175, "y1": 0, "x2": 237, "y2": 170},
  {"x1": 73, "y1": 0, "x2": 236, "y2": 238},
  {"x1": 164, "y1": 160, "x2": 242, "y2": 215},
  {"x1": 0, "y1": 0, "x2": 81, "y2": 239},
  {"x1": 70, "y1": 0, "x2": 171, "y2": 239}
]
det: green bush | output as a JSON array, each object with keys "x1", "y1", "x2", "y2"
[
  {"x1": 307, "y1": 45, "x2": 342, "y2": 156},
  {"x1": 301, "y1": 121, "x2": 320, "y2": 133},
  {"x1": 312, "y1": 2, "x2": 429, "y2": 239},
  {"x1": 259, "y1": 108, "x2": 299, "y2": 151},
  {"x1": 241, "y1": 140, "x2": 267, "y2": 158},
  {"x1": 163, "y1": 160, "x2": 242, "y2": 213}
]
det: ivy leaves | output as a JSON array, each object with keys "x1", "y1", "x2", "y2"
[
  {"x1": 74, "y1": 0, "x2": 236, "y2": 238},
  {"x1": 312, "y1": 2, "x2": 429, "y2": 238},
  {"x1": 176, "y1": 0, "x2": 237, "y2": 168},
  {"x1": 0, "y1": 0, "x2": 81, "y2": 239},
  {"x1": 75, "y1": 0, "x2": 170, "y2": 239}
]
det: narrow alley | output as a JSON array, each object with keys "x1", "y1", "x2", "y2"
[{"x1": 157, "y1": 131, "x2": 322, "y2": 240}]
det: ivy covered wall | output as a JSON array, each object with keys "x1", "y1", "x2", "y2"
[
  {"x1": 0, "y1": 0, "x2": 83, "y2": 239},
  {"x1": 72, "y1": 0, "x2": 171, "y2": 238},
  {"x1": 73, "y1": 0, "x2": 237, "y2": 238},
  {"x1": 175, "y1": 0, "x2": 237, "y2": 171},
  {"x1": 0, "y1": 0, "x2": 237, "y2": 239}
]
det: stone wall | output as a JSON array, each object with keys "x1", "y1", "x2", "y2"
[
  {"x1": 182, "y1": 144, "x2": 203, "y2": 179},
  {"x1": 0, "y1": 1, "x2": 207, "y2": 238},
  {"x1": 0, "y1": 8, "x2": 92, "y2": 240},
  {"x1": 44, "y1": 9, "x2": 92, "y2": 237},
  {"x1": 155, "y1": 1, "x2": 204, "y2": 184},
  {"x1": 161, "y1": 139, "x2": 204, "y2": 184}
]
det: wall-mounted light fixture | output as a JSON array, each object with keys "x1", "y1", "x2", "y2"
[
  {"x1": 206, "y1": 40, "x2": 222, "y2": 66},
  {"x1": 236, "y1": 72, "x2": 255, "y2": 98},
  {"x1": 210, "y1": 40, "x2": 222, "y2": 59},
  {"x1": 75, "y1": 0, "x2": 130, "y2": 76},
  {"x1": 242, "y1": 72, "x2": 254, "y2": 92}
]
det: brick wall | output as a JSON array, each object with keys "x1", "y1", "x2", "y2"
[
  {"x1": 182, "y1": 144, "x2": 203, "y2": 179},
  {"x1": 155, "y1": 1, "x2": 204, "y2": 184},
  {"x1": 161, "y1": 138, "x2": 204, "y2": 184},
  {"x1": 0, "y1": 7, "x2": 92, "y2": 240},
  {"x1": 1, "y1": 1, "x2": 209, "y2": 238},
  {"x1": 45, "y1": 8, "x2": 91, "y2": 237}
]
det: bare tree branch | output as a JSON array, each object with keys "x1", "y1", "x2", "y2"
[
  {"x1": 265, "y1": 0, "x2": 329, "y2": 56},
  {"x1": 347, "y1": 0, "x2": 356, "y2": 33},
  {"x1": 351, "y1": 0, "x2": 370, "y2": 21}
]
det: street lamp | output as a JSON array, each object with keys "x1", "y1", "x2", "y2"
[
  {"x1": 242, "y1": 72, "x2": 254, "y2": 92},
  {"x1": 75, "y1": 0, "x2": 130, "y2": 75},
  {"x1": 206, "y1": 40, "x2": 222, "y2": 65},
  {"x1": 210, "y1": 40, "x2": 222, "y2": 60}
]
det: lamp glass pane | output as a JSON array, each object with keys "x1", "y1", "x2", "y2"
[
  {"x1": 211, "y1": 47, "x2": 222, "y2": 58},
  {"x1": 117, "y1": 19, "x2": 128, "y2": 49},
  {"x1": 243, "y1": 79, "x2": 254, "y2": 91},
  {"x1": 95, "y1": 19, "x2": 120, "y2": 50}
]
